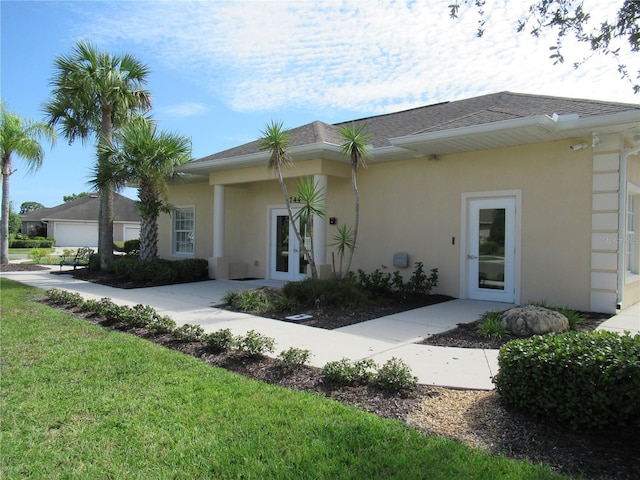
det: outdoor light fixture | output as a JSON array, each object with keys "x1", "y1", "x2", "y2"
[{"x1": 570, "y1": 142, "x2": 589, "y2": 151}]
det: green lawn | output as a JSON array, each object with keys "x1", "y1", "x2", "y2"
[{"x1": 0, "y1": 278, "x2": 572, "y2": 479}]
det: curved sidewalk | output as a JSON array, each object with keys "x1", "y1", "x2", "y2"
[{"x1": 2, "y1": 267, "x2": 637, "y2": 390}]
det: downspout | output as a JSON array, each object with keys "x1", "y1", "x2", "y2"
[{"x1": 617, "y1": 145, "x2": 640, "y2": 309}]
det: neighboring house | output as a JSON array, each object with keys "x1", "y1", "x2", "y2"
[
  {"x1": 159, "y1": 92, "x2": 640, "y2": 313},
  {"x1": 21, "y1": 193, "x2": 141, "y2": 248}
]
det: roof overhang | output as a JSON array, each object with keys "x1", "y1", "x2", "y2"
[
  {"x1": 179, "y1": 110, "x2": 640, "y2": 176},
  {"x1": 389, "y1": 111, "x2": 640, "y2": 156}
]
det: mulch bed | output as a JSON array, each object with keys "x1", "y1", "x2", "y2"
[{"x1": 5, "y1": 263, "x2": 639, "y2": 479}]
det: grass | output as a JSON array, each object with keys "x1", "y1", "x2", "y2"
[{"x1": 1, "y1": 278, "x2": 571, "y2": 479}]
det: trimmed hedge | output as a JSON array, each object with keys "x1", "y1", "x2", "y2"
[
  {"x1": 112, "y1": 257, "x2": 209, "y2": 284},
  {"x1": 10, "y1": 237, "x2": 55, "y2": 248},
  {"x1": 493, "y1": 330, "x2": 640, "y2": 430}
]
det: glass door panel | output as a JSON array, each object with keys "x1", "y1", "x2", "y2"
[{"x1": 478, "y1": 208, "x2": 505, "y2": 290}]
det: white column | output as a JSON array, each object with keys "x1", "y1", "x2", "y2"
[
  {"x1": 313, "y1": 174, "x2": 328, "y2": 265},
  {"x1": 213, "y1": 185, "x2": 225, "y2": 258}
]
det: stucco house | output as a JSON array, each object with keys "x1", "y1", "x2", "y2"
[
  {"x1": 21, "y1": 193, "x2": 141, "y2": 247},
  {"x1": 158, "y1": 92, "x2": 640, "y2": 314}
]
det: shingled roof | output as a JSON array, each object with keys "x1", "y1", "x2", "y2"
[
  {"x1": 183, "y1": 91, "x2": 640, "y2": 173},
  {"x1": 21, "y1": 193, "x2": 141, "y2": 223}
]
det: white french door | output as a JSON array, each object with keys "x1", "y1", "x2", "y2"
[
  {"x1": 270, "y1": 208, "x2": 308, "y2": 281},
  {"x1": 467, "y1": 197, "x2": 516, "y2": 303}
]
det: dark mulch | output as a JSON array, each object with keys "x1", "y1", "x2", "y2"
[{"x1": 420, "y1": 311, "x2": 613, "y2": 349}]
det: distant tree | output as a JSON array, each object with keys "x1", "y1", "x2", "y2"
[
  {"x1": 449, "y1": 0, "x2": 640, "y2": 93},
  {"x1": 9, "y1": 204, "x2": 21, "y2": 235},
  {"x1": 0, "y1": 101, "x2": 56, "y2": 264},
  {"x1": 44, "y1": 40, "x2": 151, "y2": 271},
  {"x1": 63, "y1": 192, "x2": 92, "y2": 202},
  {"x1": 97, "y1": 115, "x2": 191, "y2": 261},
  {"x1": 20, "y1": 201, "x2": 44, "y2": 214},
  {"x1": 338, "y1": 123, "x2": 371, "y2": 276}
]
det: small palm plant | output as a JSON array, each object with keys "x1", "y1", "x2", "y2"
[{"x1": 330, "y1": 224, "x2": 354, "y2": 276}]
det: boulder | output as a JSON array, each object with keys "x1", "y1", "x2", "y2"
[{"x1": 500, "y1": 305, "x2": 569, "y2": 337}]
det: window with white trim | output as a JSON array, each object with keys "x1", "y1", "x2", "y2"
[
  {"x1": 173, "y1": 206, "x2": 194, "y2": 255},
  {"x1": 628, "y1": 189, "x2": 639, "y2": 275}
]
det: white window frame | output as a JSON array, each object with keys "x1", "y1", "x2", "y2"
[
  {"x1": 626, "y1": 184, "x2": 640, "y2": 279},
  {"x1": 172, "y1": 205, "x2": 195, "y2": 257}
]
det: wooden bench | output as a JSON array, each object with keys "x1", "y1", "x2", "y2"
[{"x1": 60, "y1": 247, "x2": 95, "y2": 270}]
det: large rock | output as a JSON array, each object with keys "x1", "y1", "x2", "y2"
[{"x1": 500, "y1": 305, "x2": 569, "y2": 337}]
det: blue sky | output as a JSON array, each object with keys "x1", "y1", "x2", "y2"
[{"x1": 2, "y1": 0, "x2": 638, "y2": 210}]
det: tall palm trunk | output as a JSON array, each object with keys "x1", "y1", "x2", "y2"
[
  {"x1": 138, "y1": 179, "x2": 158, "y2": 261},
  {"x1": 0, "y1": 154, "x2": 12, "y2": 264},
  {"x1": 344, "y1": 166, "x2": 359, "y2": 275},
  {"x1": 98, "y1": 107, "x2": 115, "y2": 271}
]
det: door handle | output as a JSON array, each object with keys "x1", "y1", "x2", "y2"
[{"x1": 467, "y1": 254, "x2": 478, "y2": 260}]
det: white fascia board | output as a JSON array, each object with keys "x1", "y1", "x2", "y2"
[
  {"x1": 389, "y1": 114, "x2": 559, "y2": 148},
  {"x1": 554, "y1": 110, "x2": 640, "y2": 134}
]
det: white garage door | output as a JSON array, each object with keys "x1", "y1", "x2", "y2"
[
  {"x1": 123, "y1": 225, "x2": 140, "y2": 242},
  {"x1": 54, "y1": 223, "x2": 99, "y2": 247}
]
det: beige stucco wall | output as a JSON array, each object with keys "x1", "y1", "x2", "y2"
[
  {"x1": 161, "y1": 139, "x2": 615, "y2": 311},
  {"x1": 351, "y1": 140, "x2": 593, "y2": 310},
  {"x1": 158, "y1": 182, "x2": 214, "y2": 261}
]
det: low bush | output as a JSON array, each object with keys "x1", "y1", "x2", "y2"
[
  {"x1": 146, "y1": 314, "x2": 176, "y2": 334},
  {"x1": 29, "y1": 249, "x2": 51, "y2": 264},
  {"x1": 10, "y1": 237, "x2": 54, "y2": 248},
  {"x1": 493, "y1": 330, "x2": 640, "y2": 429},
  {"x1": 111, "y1": 257, "x2": 208, "y2": 285},
  {"x1": 45, "y1": 288, "x2": 84, "y2": 307},
  {"x1": 321, "y1": 358, "x2": 377, "y2": 387},
  {"x1": 204, "y1": 328, "x2": 235, "y2": 352},
  {"x1": 374, "y1": 357, "x2": 418, "y2": 393},
  {"x1": 283, "y1": 276, "x2": 370, "y2": 309},
  {"x1": 357, "y1": 263, "x2": 438, "y2": 299},
  {"x1": 476, "y1": 311, "x2": 506, "y2": 339},
  {"x1": 172, "y1": 324, "x2": 205, "y2": 342},
  {"x1": 235, "y1": 289, "x2": 272, "y2": 313},
  {"x1": 275, "y1": 347, "x2": 312, "y2": 371},
  {"x1": 233, "y1": 330, "x2": 276, "y2": 357}
]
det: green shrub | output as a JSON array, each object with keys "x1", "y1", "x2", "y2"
[
  {"x1": 555, "y1": 307, "x2": 585, "y2": 329},
  {"x1": 111, "y1": 257, "x2": 208, "y2": 285},
  {"x1": 221, "y1": 290, "x2": 241, "y2": 305},
  {"x1": 374, "y1": 357, "x2": 418, "y2": 393},
  {"x1": 283, "y1": 276, "x2": 369, "y2": 308},
  {"x1": 275, "y1": 347, "x2": 312, "y2": 371},
  {"x1": 233, "y1": 330, "x2": 276, "y2": 357},
  {"x1": 321, "y1": 358, "x2": 377, "y2": 387},
  {"x1": 122, "y1": 239, "x2": 140, "y2": 255},
  {"x1": 146, "y1": 314, "x2": 176, "y2": 334},
  {"x1": 45, "y1": 288, "x2": 84, "y2": 307},
  {"x1": 493, "y1": 330, "x2": 640, "y2": 430},
  {"x1": 357, "y1": 263, "x2": 438, "y2": 299},
  {"x1": 172, "y1": 324, "x2": 205, "y2": 342},
  {"x1": 235, "y1": 289, "x2": 272, "y2": 313},
  {"x1": 29, "y1": 248, "x2": 51, "y2": 264},
  {"x1": 204, "y1": 328, "x2": 235, "y2": 352},
  {"x1": 476, "y1": 311, "x2": 506, "y2": 339}
]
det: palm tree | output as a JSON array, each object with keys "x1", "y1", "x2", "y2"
[
  {"x1": 339, "y1": 123, "x2": 371, "y2": 275},
  {"x1": 260, "y1": 120, "x2": 318, "y2": 278},
  {"x1": 0, "y1": 101, "x2": 56, "y2": 264},
  {"x1": 293, "y1": 176, "x2": 327, "y2": 275},
  {"x1": 97, "y1": 116, "x2": 191, "y2": 261},
  {"x1": 43, "y1": 40, "x2": 151, "y2": 270}
]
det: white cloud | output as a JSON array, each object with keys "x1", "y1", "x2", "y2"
[
  {"x1": 78, "y1": 0, "x2": 638, "y2": 114},
  {"x1": 161, "y1": 102, "x2": 209, "y2": 118}
]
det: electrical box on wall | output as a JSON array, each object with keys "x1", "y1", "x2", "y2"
[{"x1": 393, "y1": 252, "x2": 409, "y2": 268}]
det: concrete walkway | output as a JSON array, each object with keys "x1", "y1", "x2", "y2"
[{"x1": 2, "y1": 266, "x2": 638, "y2": 390}]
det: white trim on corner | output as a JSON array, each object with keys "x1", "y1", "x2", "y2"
[{"x1": 460, "y1": 189, "x2": 522, "y2": 304}]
